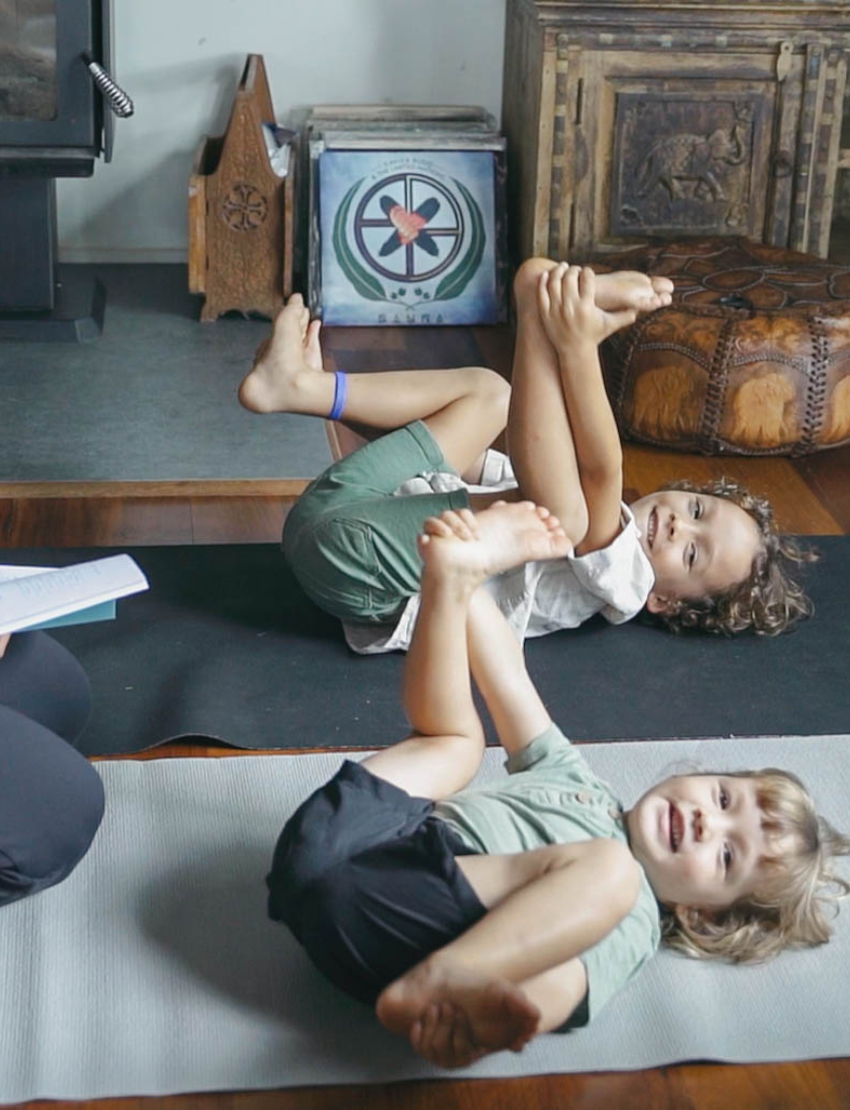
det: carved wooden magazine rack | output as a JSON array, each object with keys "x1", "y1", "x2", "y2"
[{"x1": 189, "y1": 55, "x2": 294, "y2": 321}]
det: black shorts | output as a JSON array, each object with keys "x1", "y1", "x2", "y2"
[{"x1": 266, "y1": 759, "x2": 486, "y2": 1006}]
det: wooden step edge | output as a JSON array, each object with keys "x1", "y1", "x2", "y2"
[{"x1": 0, "y1": 478, "x2": 311, "y2": 500}]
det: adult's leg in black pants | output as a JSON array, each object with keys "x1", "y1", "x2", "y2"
[
  {"x1": 0, "y1": 632, "x2": 104, "y2": 907},
  {"x1": 0, "y1": 630, "x2": 92, "y2": 742}
]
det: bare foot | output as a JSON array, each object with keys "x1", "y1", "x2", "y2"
[
  {"x1": 237, "y1": 293, "x2": 324, "y2": 414},
  {"x1": 419, "y1": 502, "x2": 570, "y2": 590},
  {"x1": 376, "y1": 962, "x2": 540, "y2": 1069},
  {"x1": 594, "y1": 270, "x2": 673, "y2": 313}
]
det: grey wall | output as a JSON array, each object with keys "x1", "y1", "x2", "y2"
[{"x1": 57, "y1": 0, "x2": 507, "y2": 262}]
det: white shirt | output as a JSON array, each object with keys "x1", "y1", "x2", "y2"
[{"x1": 342, "y1": 468, "x2": 655, "y2": 654}]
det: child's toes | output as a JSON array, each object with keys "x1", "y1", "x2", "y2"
[
  {"x1": 438, "y1": 509, "x2": 473, "y2": 539},
  {"x1": 457, "y1": 508, "x2": 479, "y2": 535},
  {"x1": 422, "y1": 515, "x2": 453, "y2": 538}
]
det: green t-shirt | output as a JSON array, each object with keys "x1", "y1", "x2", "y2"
[{"x1": 434, "y1": 723, "x2": 661, "y2": 1025}]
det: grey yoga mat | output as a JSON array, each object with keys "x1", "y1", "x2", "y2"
[{"x1": 0, "y1": 735, "x2": 848, "y2": 1103}]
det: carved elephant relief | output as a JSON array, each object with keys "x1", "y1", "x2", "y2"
[{"x1": 635, "y1": 124, "x2": 747, "y2": 203}]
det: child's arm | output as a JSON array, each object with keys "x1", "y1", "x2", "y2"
[
  {"x1": 369, "y1": 539, "x2": 489, "y2": 803},
  {"x1": 406, "y1": 502, "x2": 566, "y2": 766},
  {"x1": 371, "y1": 507, "x2": 643, "y2": 1067},
  {"x1": 387, "y1": 583, "x2": 643, "y2": 1064},
  {"x1": 363, "y1": 500, "x2": 569, "y2": 802},
  {"x1": 466, "y1": 586, "x2": 552, "y2": 758},
  {"x1": 378, "y1": 812, "x2": 641, "y2": 1067},
  {"x1": 537, "y1": 265, "x2": 634, "y2": 555},
  {"x1": 402, "y1": 562, "x2": 484, "y2": 747}
]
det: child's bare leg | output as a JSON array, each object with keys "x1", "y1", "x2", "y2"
[
  {"x1": 238, "y1": 294, "x2": 509, "y2": 481},
  {"x1": 360, "y1": 501, "x2": 569, "y2": 802},
  {"x1": 506, "y1": 258, "x2": 673, "y2": 527},
  {"x1": 506, "y1": 258, "x2": 673, "y2": 537},
  {"x1": 506, "y1": 258, "x2": 589, "y2": 541}
]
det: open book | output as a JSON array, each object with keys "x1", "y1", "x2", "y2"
[{"x1": 0, "y1": 555, "x2": 149, "y2": 636}]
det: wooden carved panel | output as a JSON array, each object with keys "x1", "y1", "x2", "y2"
[
  {"x1": 502, "y1": 1, "x2": 850, "y2": 260},
  {"x1": 611, "y1": 92, "x2": 771, "y2": 239}
]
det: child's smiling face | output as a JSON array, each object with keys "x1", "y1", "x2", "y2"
[
  {"x1": 625, "y1": 773, "x2": 791, "y2": 910},
  {"x1": 630, "y1": 490, "x2": 761, "y2": 612}
]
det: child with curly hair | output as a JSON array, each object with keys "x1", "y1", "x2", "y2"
[
  {"x1": 239, "y1": 259, "x2": 813, "y2": 652},
  {"x1": 266, "y1": 501, "x2": 847, "y2": 1067}
]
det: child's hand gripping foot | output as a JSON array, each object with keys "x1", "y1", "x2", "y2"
[
  {"x1": 238, "y1": 293, "x2": 324, "y2": 414},
  {"x1": 418, "y1": 501, "x2": 571, "y2": 591},
  {"x1": 538, "y1": 264, "x2": 642, "y2": 353}
]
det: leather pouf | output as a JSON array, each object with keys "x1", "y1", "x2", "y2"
[{"x1": 598, "y1": 238, "x2": 850, "y2": 455}]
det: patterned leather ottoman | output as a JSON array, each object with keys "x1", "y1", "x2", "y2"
[{"x1": 598, "y1": 238, "x2": 850, "y2": 456}]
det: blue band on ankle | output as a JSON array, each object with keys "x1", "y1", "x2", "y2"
[{"x1": 329, "y1": 371, "x2": 348, "y2": 421}]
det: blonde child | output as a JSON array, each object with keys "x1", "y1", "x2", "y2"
[
  {"x1": 239, "y1": 261, "x2": 811, "y2": 652},
  {"x1": 266, "y1": 501, "x2": 847, "y2": 1068}
]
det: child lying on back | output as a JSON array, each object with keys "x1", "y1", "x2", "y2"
[
  {"x1": 266, "y1": 501, "x2": 847, "y2": 1067},
  {"x1": 239, "y1": 261, "x2": 812, "y2": 653}
]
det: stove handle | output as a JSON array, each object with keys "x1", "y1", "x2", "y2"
[{"x1": 83, "y1": 55, "x2": 134, "y2": 119}]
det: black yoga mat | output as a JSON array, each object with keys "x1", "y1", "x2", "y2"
[{"x1": 7, "y1": 539, "x2": 848, "y2": 757}]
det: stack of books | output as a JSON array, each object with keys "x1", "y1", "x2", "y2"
[{"x1": 304, "y1": 105, "x2": 507, "y2": 327}]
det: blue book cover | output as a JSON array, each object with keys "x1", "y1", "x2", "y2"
[{"x1": 28, "y1": 600, "x2": 117, "y2": 630}]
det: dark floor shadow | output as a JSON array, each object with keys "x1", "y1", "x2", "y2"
[{"x1": 85, "y1": 262, "x2": 200, "y2": 319}]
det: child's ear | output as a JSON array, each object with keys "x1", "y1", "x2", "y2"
[{"x1": 646, "y1": 590, "x2": 670, "y2": 615}]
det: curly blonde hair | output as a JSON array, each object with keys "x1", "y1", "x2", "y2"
[
  {"x1": 662, "y1": 769, "x2": 850, "y2": 964},
  {"x1": 648, "y1": 478, "x2": 816, "y2": 636}
]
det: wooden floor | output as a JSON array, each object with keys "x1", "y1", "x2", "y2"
[{"x1": 2, "y1": 323, "x2": 849, "y2": 1110}]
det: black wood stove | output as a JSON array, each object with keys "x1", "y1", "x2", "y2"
[{"x1": 0, "y1": 0, "x2": 133, "y2": 339}]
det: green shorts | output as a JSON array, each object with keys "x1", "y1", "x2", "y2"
[{"x1": 283, "y1": 421, "x2": 470, "y2": 622}]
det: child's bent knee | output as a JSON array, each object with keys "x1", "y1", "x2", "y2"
[
  {"x1": 514, "y1": 257, "x2": 558, "y2": 301},
  {"x1": 469, "y1": 367, "x2": 511, "y2": 420}
]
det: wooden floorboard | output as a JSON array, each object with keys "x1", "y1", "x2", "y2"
[
  {"x1": 3, "y1": 323, "x2": 849, "y2": 1110},
  {"x1": 0, "y1": 480, "x2": 308, "y2": 500}
]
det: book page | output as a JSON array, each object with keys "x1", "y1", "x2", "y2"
[
  {"x1": 0, "y1": 564, "x2": 57, "y2": 581},
  {"x1": 0, "y1": 555, "x2": 148, "y2": 635}
]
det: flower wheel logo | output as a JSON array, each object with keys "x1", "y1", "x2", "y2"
[
  {"x1": 332, "y1": 173, "x2": 486, "y2": 307},
  {"x1": 353, "y1": 173, "x2": 463, "y2": 283},
  {"x1": 222, "y1": 183, "x2": 268, "y2": 231}
]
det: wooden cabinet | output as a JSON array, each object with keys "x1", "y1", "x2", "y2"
[{"x1": 502, "y1": 0, "x2": 850, "y2": 261}]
